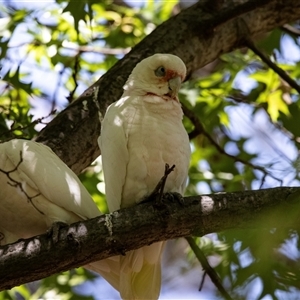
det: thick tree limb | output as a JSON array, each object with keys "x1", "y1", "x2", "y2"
[
  {"x1": 1, "y1": 186, "x2": 300, "y2": 291},
  {"x1": 35, "y1": 0, "x2": 300, "y2": 174}
]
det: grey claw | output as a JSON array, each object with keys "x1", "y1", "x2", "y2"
[{"x1": 47, "y1": 221, "x2": 68, "y2": 243}]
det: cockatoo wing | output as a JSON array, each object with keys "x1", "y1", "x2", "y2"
[
  {"x1": 3, "y1": 139, "x2": 100, "y2": 220},
  {"x1": 0, "y1": 139, "x2": 121, "y2": 292},
  {"x1": 0, "y1": 139, "x2": 101, "y2": 242},
  {"x1": 98, "y1": 99, "x2": 132, "y2": 212}
]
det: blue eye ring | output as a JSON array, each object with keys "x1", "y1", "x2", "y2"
[{"x1": 155, "y1": 66, "x2": 166, "y2": 77}]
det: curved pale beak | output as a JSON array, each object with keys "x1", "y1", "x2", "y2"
[{"x1": 167, "y1": 76, "x2": 182, "y2": 99}]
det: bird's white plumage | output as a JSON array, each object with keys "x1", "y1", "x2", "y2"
[
  {"x1": 0, "y1": 139, "x2": 120, "y2": 290},
  {"x1": 99, "y1": 53, "x2": 191, "y2": 299},
  {"x1": 0, "y1": 139, "x2": 100, "y2": 244}
]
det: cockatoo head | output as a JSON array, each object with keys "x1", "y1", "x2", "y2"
[{"x1": 123, "y1": 53, "x2": 186, "y2": 101}]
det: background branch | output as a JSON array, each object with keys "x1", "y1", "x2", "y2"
[
  {"x1": 185, "y1": 237, "x2": 233, "y2": 300},
  {"x1": 245, "y1": 39, "x2": 300, "y2": 94}
]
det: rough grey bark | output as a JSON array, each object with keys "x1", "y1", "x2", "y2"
[
  {"x1": 35, "y1": 0, "x2": 300, "y2": 174},
  {"x1": 1, "y1": 187, "x2": 300, "y2": 291}
]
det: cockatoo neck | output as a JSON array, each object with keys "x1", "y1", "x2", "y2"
[
  {"x1": 121, "y1": 92, "x2": 184, "y2": 119},
  {"x1": 145, "y1": 92, "x2": 179, "y2": 102},
  {"x1": 124, "y1": 76, "x2": 179, "y2": 102}
]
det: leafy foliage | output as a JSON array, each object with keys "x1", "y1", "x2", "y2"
[{"x1": 0, "y1": 0, "x2": 300, "y2": 299}]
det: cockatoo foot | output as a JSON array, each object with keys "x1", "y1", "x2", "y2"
[
  {"x1": 47, "y1": 221, "x2": 68, "y2": 243},
  {"x1": 140, "y1": 163, "x2": 176, "y2": 205},
  {"x1": 0, "y1": 232, "x2": 5, "y2": 245},
  {"x1": 153, "y1": 163, "x2": 176, "y2": 205},
  {"x1": 162, "y1": 192, "x2": 184, "y2": 205}
]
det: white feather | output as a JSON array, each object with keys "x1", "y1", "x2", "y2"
[
  {"x1": 99, "y1": 53, "x2": 191, "y2": 299},
  {"x1": 0, "y1": 139, "x2": 120, "y2": 290}
]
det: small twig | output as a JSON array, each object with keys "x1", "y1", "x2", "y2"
[
  {"x1": 244, "y1": 39, "x2": 300, "y2": 94},
  {"x1": 281, "y1": 24, "x2": 300, "y2": 37},
  {"x1": 146, "y1": 163, "x2": 175, "y2": 204},
  {"x1": 8, "y1": 40, "x2": 130, "y2": 56},
  {"x1": 0, "y1": 109, "x2": 56, "y2": 140},
  {"x1": 199, "y1": 271, "x2": 207, "y2": 291},
  {"x1": 273, "y1": 121, "x2": 300, "y2": 144},
  {"x1": 66, "y1": 54, "x2": 80, "y2": 103},
  {"x1": 158, "y1": 164, "x2": 176, "y2": 202},
  {"x1": 236, "y1": 18, "x2": 300, "y2": 94},
  {"x1": 227, "y1": 95, "x2": 262, "y2": 107},
  {"x1": 182, "y1": 104, "x2": 282, "y2": 186},
  {"x1": 67, "y1": 45, "x2": 130, "y2": 56},
  {"x1": 185, "y1": 237, "x2": 233, "y2": 300},
  {"x1": 0, "y1": 151, "x2": 44, "y2": 215}
]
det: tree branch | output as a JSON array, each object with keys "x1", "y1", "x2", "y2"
[
  {"x1": 244, "y1": 39, "x2": 300, "y2": 94},
  {"x1": 185, "y1": 237, "x2": 233, "y2": 300},
  {"x1": 34, "y1": 0, "x2": 300, "y2": 174},
  {"x1": 1, "y1": 186, "x2": 300, "y2": 291}
]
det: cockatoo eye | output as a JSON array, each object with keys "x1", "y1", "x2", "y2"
[{"x1": 154, "y1": 66, "x2": 166, "y2": 77}]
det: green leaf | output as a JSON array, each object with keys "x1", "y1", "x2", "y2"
[
  {"x1": 267, "y1": 89, "x2": 290, "y2": 122},
  {"x1": 62, "y1": 0, "x2": 100, "y2": 34},
  {"x1": 278, "y1": 102, "x2": 300, "y2": 138},
  {"x1": 257, "y1": 28, "x2": 282, "y2": 55},
  {"x1": 2, "y1": 66, "x2": 33, "y2": 95}
]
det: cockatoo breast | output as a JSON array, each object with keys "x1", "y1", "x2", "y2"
[{"x1": 120, "y1": 94, "x2": 190, "y2": 208}]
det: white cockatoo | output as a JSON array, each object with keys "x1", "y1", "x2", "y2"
[
  {"x1": 99, "y1": 53, "x2": 191, "y2": 299},
  {"x1": 0, "y1": 139, "x2": 119, "y2": 290}
]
